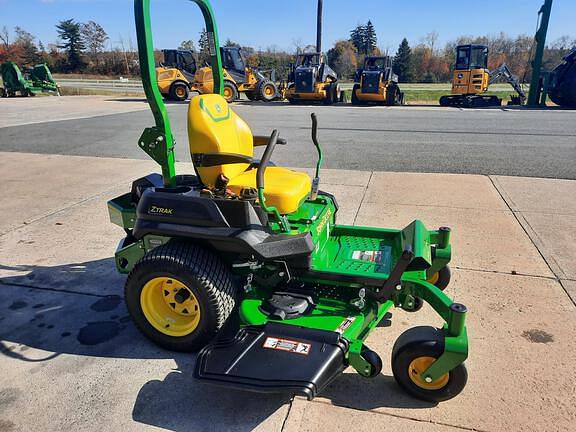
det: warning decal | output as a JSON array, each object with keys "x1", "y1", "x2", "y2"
[
  {"x1": 336, "y1": 317, "x2": 356, "y2": 334},
  {"x1": 263, "y1": 337, "x2": 311, "y2": 355},
  {"x1": 352, "y1": 250, "x2": 383, "y2": 263}
]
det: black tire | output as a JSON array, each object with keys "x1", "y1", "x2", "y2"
[
  {"x1": 223, "y1": 80, "x2": 239, "y2": 102},
  {"x1": 245, "y1": 91, "x2": 258, "y2": 101},
  {"x1": 323, "y1": 83, "x2": 336, "y2": 105},
  {"x1": 392, "y1": 326, "x2": 467, "y2": 402},
  {"x1": 1, "y1": 88, "x2": 7, "y2": 98},
  {"x1": 125, "y1": 241, "x2": 237, "y2": 352},
  {"x1": 351, "y1": 84, "x2": 361, "y2": 105},
  {"x1": 361, "y1": 347, "x2": 383, "y2": 378},
  {"x1": 439, "y1": 96, "x2": 449, "y2": 106},
  {"x1": 257, "y1": 80, "x2": 278, "y2": 102},
  {"x1": 288, "y1": 98, "x2": 300, "y2": 105},
  {"x1": 169, "y1": 82, "x2": 189, "y2": 101}
]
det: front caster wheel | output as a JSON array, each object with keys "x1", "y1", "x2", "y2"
[
  {"x1": 360, "y1": 347, "x2": 382, "y2": 378},
  {"x1": 427, "y1": 266, "x2": 451, "y2": 291},
  {"x1": 125, "y1": 242, "x2": 237, "y2": 352},
  {"x1": 392, "y1": 326, "x2": 467, "y2": 402}
]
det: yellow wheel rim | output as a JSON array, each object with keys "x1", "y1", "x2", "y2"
[
  {"x1": 141, "y1": 277, "x2": 201, "y2": 337},
  {"x1": 408, "y1": 356, "x2": 449, "y2": 390},
  {"x1": 427, "y1": 271, "x2": 440, "y2": 286},
  {"x1": 223, "y1": 87, "x2": 233, "y2": 99},
  {"x1": 175, "y1": 87, "x2": 185, "y2": 97},
  {"x1": 264, "y1": 85, "x2": 274, "y2": 96}
]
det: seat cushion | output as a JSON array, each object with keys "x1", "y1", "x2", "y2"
[{"x1": 227, "y1": 167, "x2": 311, "y2": 215}]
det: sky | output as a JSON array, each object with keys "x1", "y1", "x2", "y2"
[{"x1": 0, "y1": 0, "x2": 575, "y2": 52}]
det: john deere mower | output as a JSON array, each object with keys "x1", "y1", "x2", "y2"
[
  {"x1": 351, "y1": 56, "x2": 404, "y2": 106},
  {"x1": 1, "y1": 62, "x2": 60, "y2": 97},
  {"x1": 194, "y1": 46, "x2": 280, "y2": 102},
  {"x1": 439, "y1": 44, "x2": 526, "y2": 108},
  {"x1": 109, "y1": 0, "x2": 469, "y2": 403},
  {"x1": 284, "y1": 52, "x2": 340, "y2": 105}
]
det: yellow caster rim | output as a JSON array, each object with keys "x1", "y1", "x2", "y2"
[
  {"x1": 141, "y1": 277, "x2": 201, "y2": 337},
  {"x1": 264, "y1": 85, "x2": 275, "y2": 97},
  {"x1": 175, "y1": 87, "x2": 186, "y2": 98},
  {"x1": 427, "y1": 271, "x2": 440, "y2": 286},
  {"x1": 408, "y1": 356, "x2": 449, "y2": 390}
]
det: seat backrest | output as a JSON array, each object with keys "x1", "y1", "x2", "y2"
[{"x1": 187, "y1": 94, "x2": 253, "y2": 188}]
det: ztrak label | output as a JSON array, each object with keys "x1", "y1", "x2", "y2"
[{"x1": 263, "y1": 337, "x2": 311, "y2": 355}]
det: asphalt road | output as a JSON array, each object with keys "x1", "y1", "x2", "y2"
[{"x1": 1, "y1": 100, "x2": 575, "y2": 179}]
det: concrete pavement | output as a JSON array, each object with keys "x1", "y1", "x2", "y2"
[{"x1": 1, "y1": 151, "x2": 575, "y2": 431}]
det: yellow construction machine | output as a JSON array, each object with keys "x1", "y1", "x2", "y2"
[{"x1": 351, "y1": 56, "x2": 404, "y2": 105}]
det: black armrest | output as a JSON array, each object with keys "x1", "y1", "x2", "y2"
[
  {"x1": 254, "y1": 135, "x2": 286, "y2": 147},
  {"x1": 192, "y1": 152, "x2": 252, "y2": 167}
]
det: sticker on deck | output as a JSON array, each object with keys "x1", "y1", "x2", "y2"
[
  {"x1": 263, "y1": 337, "x2": 311, "y2": 355},
  {"x1": 336, "y1": 317, "x2": 356, "y2": 334},
  {"x1": 352, "y1": 250, "x2": 384, "y2": 263}
]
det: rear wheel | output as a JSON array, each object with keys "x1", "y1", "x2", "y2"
[
  {"x1": 223, "y1": 81, "x2": 239, "y2": 102},
  {"x1": 351, "y1": 84, "x2": 361, "y2": 105},
  {"x1": 323, "y1": 83, "x2": 336, "y2": 105},
  {"x1": 392, "y1": 326, "x2": 467, "y2": 402},
  {"x1": 125, "y1": 241, "x2": 237, "y2": 352},
  {"x1": 169, "y1": 83, "x2": 189, "y2": 101},
  {"x1": 257, "y1": 80, "x2": 278, "y2": 102}
]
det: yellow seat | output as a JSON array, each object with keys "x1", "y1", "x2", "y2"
[{"x1": 187, "y1": 94, "x2": 311, "y2": 214}]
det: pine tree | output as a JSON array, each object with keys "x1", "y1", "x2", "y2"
[
  {"x1": 349, "y1": 24, "x2": 365, "y2": 54},
  {"x1": 393, "y1": 38, "x2": 414, "y2": 83},
  {"x1": 14, "y1": 26, "x2": 40, "y2": 65},
  {"x1": 364, "y1": 20, "x2": 377, "y2": 55},
  {"x1": 56, "y1": 19, "x2": 85, "y2": 71},
  {"x1": 198, "y1": 28, "x2": 210, "y2": 64}
]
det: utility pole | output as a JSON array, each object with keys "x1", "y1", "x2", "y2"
[
  {"x1": 527, "y1": 0, "x2": 553, "y2": 106},
  {"x1": 316, "y1": 0, "x2": 323, "y2": 53}
]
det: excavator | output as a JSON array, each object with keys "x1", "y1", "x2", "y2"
[
  {"x1": 351, "y1": 56, "x2": 404, "y2": 105},
  {"x1": 194, "y1": 46, "x2": 280, "y2": 102},
  {"x1": 439, "y1": 44, "x2": 526, "y2": 108}
]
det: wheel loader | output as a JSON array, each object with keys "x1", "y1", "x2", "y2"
[
  {"x1": 351, "y1": 56, "x2": 404, "y2": 105},
  {"x1": 194, "y1": 46, "x2": 280, "y2": 102},
  {"x1": 439, "y1": 44, "x2": 526, "y2": 108},
  {"x1": 284, "y1": 52, "x2": 340, "y2": 104},
  {"x1": 156, "y1": 49, "x2": 198, "y2": 101}
]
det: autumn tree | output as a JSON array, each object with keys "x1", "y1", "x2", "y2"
[
  {"x1": 327, "y1": 40, "x2": 358, "y2": 79},
  {"x1": 14, "y1": 27, "x2": 40, "y2": 65}
]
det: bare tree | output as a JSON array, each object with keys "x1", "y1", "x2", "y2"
[{"x1": 424, "y1": 31, "x2": 439, "y2": 54}]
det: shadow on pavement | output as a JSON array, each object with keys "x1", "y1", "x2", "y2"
[{"x1": 0, "y1": 258, "x2": 170, "y2": 361}]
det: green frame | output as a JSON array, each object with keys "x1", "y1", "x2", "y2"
[{"x1": 134, "y1": 0, "x2": 224, "y2": 186}]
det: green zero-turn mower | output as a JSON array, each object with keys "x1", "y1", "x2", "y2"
[
  {"x1": 108, "y1": 0, "x2": 469, "y2": 403},
  {"x1": 0, "y1": 62, "x2": 60, "y2": 97}
]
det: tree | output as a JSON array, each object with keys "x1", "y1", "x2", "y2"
[
  {"x1": 327, "y1": 40, "x2": 358, "y2": 79},
  {"x1": 349, "y1": 24, "x2": 365, "y2": 54},
  {"x1": 224, "y1": 38, "x2": 240, "y2": 48},
  {"x1": 393, "y1": 38, "x2": 414, "y2": 83},
  {"x1": 81, "y1": 21, "x2": 108, "y2": 55},
  {"x1": 56, "y1": 19, "x2": 85, "y2": 71},
  {"x1": 179, "y1": 40, "x2": 195, "y2": 51},
  {"x1": 364, "y1": 20, "x2": 377, "y2": 55},
  {"x1": 14, "y1": 26, "x2": 40, "y2": 65}
]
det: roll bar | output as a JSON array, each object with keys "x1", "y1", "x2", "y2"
[{"x1": 134, "y1": 0, "x2": 224, "y2": 186}]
